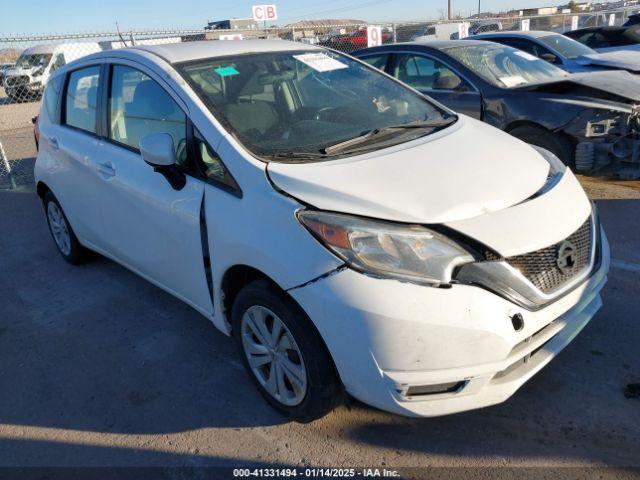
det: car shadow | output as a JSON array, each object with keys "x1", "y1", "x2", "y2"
[
  {"x1": 0, "y1": 191, "x2": 289, "y2": 434},
  {"x1": 0, "y1": 437, "x2": 303, "y2": 471}
]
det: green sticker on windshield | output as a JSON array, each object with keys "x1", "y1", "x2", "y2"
[{"x1": 215, "y1": 66, "x2": 239, "y2": 77}]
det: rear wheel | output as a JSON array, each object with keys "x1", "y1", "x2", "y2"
[
  {"x1": 43, "y1": 191, "x2": 88, "y2": 264},
  {"x1": 509, "y1": 125, "x2": 575, "y2": 168},
  {"x1": 232, "y1": 279, "x2": 341, "y2": 422}
]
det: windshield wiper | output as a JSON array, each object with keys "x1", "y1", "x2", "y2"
[
  {"x1": 263, "y1": 151, "x2": 329, "y2": 161},
  {"x1": 323, "y1": 117, "x2": 457, "y2": 155}
]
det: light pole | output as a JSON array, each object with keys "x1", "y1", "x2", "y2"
[
  {"x1": 478, "y1": 0, "x2": 481, "y2": 17},
  {"x1": 448, "y1": 0, "x2": 451, "y2": 19}
]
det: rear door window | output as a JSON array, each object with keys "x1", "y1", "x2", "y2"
[
  {"x1": 63, "y1": 66, "x2": 100, "y2": 134},
  {"x1": 360, "y1": 54, "x2": 391, "y2": 71},
  {"x1": 393, "y1": 54, "x2": 470, "y2": 91},
  {"x1": 495, "y1": 38, "x2": 549, "y2": 58}
]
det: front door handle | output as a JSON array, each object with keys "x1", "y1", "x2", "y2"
[
  {"x1": 48, "y1": 136, "x2": 59, "y2": 150},
  {"x1": 97, "y1": 161, "x2": 116, "y2": 179}
]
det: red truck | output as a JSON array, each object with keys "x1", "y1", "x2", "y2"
[{"x1": 335, "y1": 29, "x2": 393, "y2": 51}]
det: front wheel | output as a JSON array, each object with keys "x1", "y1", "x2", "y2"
[
  {"x1": 232, "y1": 279, "x2": 342, "y2": 422},
  {"x1": 509, "y1": 125, "x2": 575, "y2": 168}
]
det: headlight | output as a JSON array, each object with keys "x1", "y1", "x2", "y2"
[
  {"x1": 297, "y1": 210, "x2": 474, "y2": 285},
  {"x1": 532, "y1": 145, "x2": 566, "y2": 176},
  {"x1": 531, "y1": 145, "x2": 566, "y2": 195}
]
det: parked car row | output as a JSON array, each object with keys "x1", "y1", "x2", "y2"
[
  {"x1": 354, "y1": 31, "x2": 640, "y2": 179},
  {"x1": 319, "y1": 27, "x2": 393, "y2": 51},
  {"x1": 2, "y1": 43, "x2": 101, "y2": 102},
  {"x1": 35, "y1": 38, "x2": 609, "y2": 422}
]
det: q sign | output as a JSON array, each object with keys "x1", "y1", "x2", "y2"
[
  {"x1": 367, "y1": 26, "x2": 382, "y2": 47},
  {"x1": 252, "y1": 4, "x2": 278, "y2": 22}
]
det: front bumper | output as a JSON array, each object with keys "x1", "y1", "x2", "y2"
[{"x1": 290, "y1": 228, "x2": 610, "y2": 417}]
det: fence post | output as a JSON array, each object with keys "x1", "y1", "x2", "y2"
[{"x1": 0, "y1": 140, "x2": 17, "y2": 190}]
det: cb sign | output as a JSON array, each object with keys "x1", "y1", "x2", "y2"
[{"x1": 252, "y1": 4, "x2": 278, "y2": 22}]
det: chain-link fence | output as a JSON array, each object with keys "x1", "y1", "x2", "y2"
[{"x1": 2, "y1": 6, "x2": 639, "y2": 190}]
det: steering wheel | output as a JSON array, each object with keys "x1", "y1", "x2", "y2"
[
  {"x1": 314, "y1": 106, "x2": 364, "y2": 123},
  {"x1": 315, "y1": 107, "x2": 337, "y2": 121}
]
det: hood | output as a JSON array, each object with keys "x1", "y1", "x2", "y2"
[
  {"x1": 267, "y1": 117, "x2": 550, "y2": 224},
  {"x1": 520, "y1": 70, "x2": 640, "y2": 103},
  {"x1": 597, "y1": 44, "x2": 640, "y2": 54},
  {"x1": 577, "y1": 50, "x2": 640, "y2": 72},
  {"x1": 5, "y1": 66, "x2": 42, "y2": 77}
]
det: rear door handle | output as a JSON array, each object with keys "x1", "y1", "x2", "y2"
[
  {"x1": 97, "y1": 161, "x2": 116, "y2": 179},
  {"x1": 48, "y1": 136, "x2": 59, "y2": 150}
]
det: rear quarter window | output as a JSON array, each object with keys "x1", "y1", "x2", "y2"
[{"x1": 43, "y1": 75, "x2": 63, "y2": 122}]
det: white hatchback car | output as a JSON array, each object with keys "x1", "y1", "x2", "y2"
[{"x1": 35, "y1": 40, "x2": 609, "y2": 422}]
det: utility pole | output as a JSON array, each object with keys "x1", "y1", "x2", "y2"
[
  {"x1": 478, "y1": 0, "x2": 481, "y2": 17},
  {"x1": 447, "y1": 0, "x2": 451, "y2": 19}
]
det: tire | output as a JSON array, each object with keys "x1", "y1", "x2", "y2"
[
  {"x1": 43, "y1": 191, "x2": 88, "y2": 265},
  {"x1": 509, "y1": 125, "x2": 575, "y2": 168},
  {"x1": 232, "y1": 279, "x2": 341, "y2": 422}
]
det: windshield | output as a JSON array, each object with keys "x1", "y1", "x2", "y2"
[
  {"x1": 178, "y1": 50, "x2": 454, "y2": 161},
  {"x1": 445, "y1": 43, "x2": 568, "y2": 88},
  {"x1": 15, "y1": 53, "x2": 52, "y2": 68},
  {"x1": 538, "y1": 34, "x2": 595, "y2": 59}
]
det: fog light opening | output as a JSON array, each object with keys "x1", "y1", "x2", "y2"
[
  {"x1": 404, "y1": 380, "x2": 467, "y2": 397},
  {"x1": 511, "y1": 313, "x2": 525, "y2": 331}
]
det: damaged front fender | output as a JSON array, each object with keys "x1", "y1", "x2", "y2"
[{"x1": 554, "y1": 98, "x2": 640, "y2": 179}]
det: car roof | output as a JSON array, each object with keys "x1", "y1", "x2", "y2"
[
  {"x1": 472, "y1": 30, "x2": 556, "y2": 39},
  {"x1": 356, "y1": 39, "x2": 493, "y2": 54},
  {"x1": 567, "y1": 26, "x2": 626, "y2": 34},
  {"x1": 408, "y1": 39, "x2": 491, "y2": 49},
  {"x1": 130, "y1": 39, "x2": 321, "y2": 64}
]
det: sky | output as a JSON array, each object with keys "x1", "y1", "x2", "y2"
[{"x1": 1, "y1": 0, "x2": 565, "y2": 35}]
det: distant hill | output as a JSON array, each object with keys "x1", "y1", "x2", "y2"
[
  {"x1": 285, "y1": 19, "x2": 366, "y2": 28},
  {"x1": 0, "y1": 48, "x2": 21, "y2": 63}
]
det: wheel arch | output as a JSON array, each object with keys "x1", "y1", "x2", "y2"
[
  {"x1": 220, "y1": 263, "x2": 343, "y2": 384},
  {"x1": 36, "y1": 181, "x2": 51, "y2": 200},
  {"x1": 505, "y1": 119, "x2": 550, "y2": 134},
  {"x1": 220, "y1": 264, "x2": 286, "y2": 332}
]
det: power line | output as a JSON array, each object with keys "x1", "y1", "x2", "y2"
[{"x1": 279, "y1": 0, "x2": 394, "y2": 22}]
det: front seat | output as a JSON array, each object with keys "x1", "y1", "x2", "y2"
[
  {"x1": 223, "y1": 74, "x2": 279, "y2": 137},
  {"x1": 124, "y1": 80, "x2": 185, "y2": 154},
  {"x1": 432, "y1": 70, "x2": 462, "y2": 91}
]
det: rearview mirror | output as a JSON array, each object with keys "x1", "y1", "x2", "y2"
[
  {"x1": 139, "y1": 133, "x2": 185, "y2": 190},
  {"x1": 540, "y1": 53, "x2": 557, "y2": 63}
]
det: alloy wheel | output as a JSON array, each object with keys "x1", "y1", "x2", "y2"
[
  {"x1": 47, "y1": 202, "x2": 71, "y2": 256},
  {"x1": 240, "y1": 305, "x2": 308, "y2": 406}
]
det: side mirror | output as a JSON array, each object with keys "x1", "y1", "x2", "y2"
[
  {"x1": 139, "y1": 133, "x2": 185, "y2": 190},
  {"x1": 540, "y1": 53, "x2": 557, "y2": 63},
  {"x1": 140, "y1": 132, "x2": 176, "y2": 167}
]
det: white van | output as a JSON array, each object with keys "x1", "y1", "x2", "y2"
[
  {"x1": 412, "y1": 23, "x2": 461, "y2": 41},
  {"x1": 3, "y1": 42, "x2": 101, "y2": 102}
]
